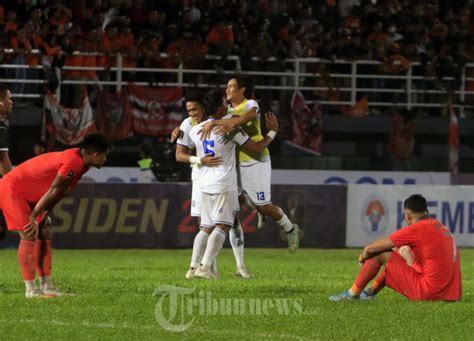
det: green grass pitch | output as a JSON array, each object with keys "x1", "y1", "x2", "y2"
[{"x1": 0, "y1": 248, "x2": 472, "y2": 340}]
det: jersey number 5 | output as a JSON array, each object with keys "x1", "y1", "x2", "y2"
[{"x1": 203, "y1": 140, "x2": 215, "y2": 157}]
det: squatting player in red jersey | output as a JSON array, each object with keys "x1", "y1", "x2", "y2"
[
  {"x1": 330, "y1": 194, "x2": 462, "y2": 301},
  {"x1": 0, "y1": 133, "x2": 111, "y2": 297}
]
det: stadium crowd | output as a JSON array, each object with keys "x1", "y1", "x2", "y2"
[{"x1": 0, "y1": 0, "x2": 472, "y2": 81}]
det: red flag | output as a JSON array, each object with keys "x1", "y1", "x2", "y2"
[
  {"x1": 290, "y1": 90, "x2": 322, "y2": 155},
  {"x1": 43, "y1": 92, "x2": 97, "y2": 145},
  {"x1": 97, "y1": 88, "x2": 133, "y2": 141},
  {"x1": 128, "y1": 84, "x2": 183, "y2": 136},
  {"x1": 448, "y1": 104, "x2": 459, "y2": 173},
  {"x1": 340, "y1": 95, "x2": 369, "y2": 118}
]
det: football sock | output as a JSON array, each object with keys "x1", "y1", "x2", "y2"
[
  {"x1": 35, "y1": 240, "x2": 52, "y2": 278},
  {"x1": 18, "y1": 240, "x2": 36, "y2": 281},
  {"x1": 201, "y1": 228, "x2": 227, "y2": 269},
  {"x1": 229, "y1": 219, "x2": 245, "y2": 268},
  {"x1": 190, "y1": 230, "x2": 209, "y2": 269},
  {"x1": 350, "y1": 258, "x2": 382, "y2": 296},
  {"x1": 211, "y1": 259, "x2": 217, "y2": 274},
  {"x1": 275, "y1": 213, "x2": 294, "y2": 233},
  {"x1": 368, "y1": 269, "x2": 386, "y2": 294}
]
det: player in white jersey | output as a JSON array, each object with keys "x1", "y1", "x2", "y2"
[
  {"x1": 188, "y1": 90, "x2": 279, "y2": 279},
  {"x1": 200, "y1": 75, "x2": 299, "y2": 253},
  {"x1": 173, "y1": 91, "x2": 257, "y2": 279}
]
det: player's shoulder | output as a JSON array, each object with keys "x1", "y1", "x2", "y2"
[
  {"x1": 0, "y1": 120, "x2": 8, "y2": 130},
  {"x1": 60, "y1": 148, "x2": 83, "y2": 163},
  {"x1": 180, "y1": 117, "x2": 194, "y2": 131},
  {"x1": 245, "y1": 99, "x2": 259, "y2": 109}
]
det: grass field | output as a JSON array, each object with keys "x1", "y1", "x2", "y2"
[{"x1": 0, "y1": 248, "x2": 472, "y2": 340}]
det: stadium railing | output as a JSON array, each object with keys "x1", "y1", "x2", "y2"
[{"x1": 1, "y1": 50, "x2": 473, "y2": 114}]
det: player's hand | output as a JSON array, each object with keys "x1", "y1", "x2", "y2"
[
  {"x1": 265, "y1": 111, "x2": 278, "y2": 132},
  {"x1": 214, "y1": 125, "x2": 232, "y2": 136},
  {"x1": 24, "y1": 219, "x2": 39, "y2": 239},
  {"x1": 199, "y1": 121, "x2": 216, "y2": 140},
  {"x1": 358, "y1": 250, "x2": 369, "y2": 266},
  {"x1": 201, "y1": 155, "x2": 222, "y2": 167},
  {"x1": 170, "y1": 126, "x2": 181, "y2": 143}
]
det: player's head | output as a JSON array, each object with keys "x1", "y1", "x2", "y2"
[
  {"x1": 79, "y1": 132, "x2": 112, "y2": 169},
  {"x1": 403, "y1": 194, "x2": 428, "y2": 225},
  {"x1": 0, "y1": 84, "x2": 13, "y2": 119},
  {"x1": 204, "y1": 89, "x2": 225, "y2": 118},
  {"x1": 184, "y1": 91, "x2": 206, "y2": 122},
  {"x1": 226, "y1": 75, "x2": 253, "y2": 103}
]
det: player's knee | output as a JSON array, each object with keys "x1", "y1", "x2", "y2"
[{"x1": 202, "y1": 227, "x2": 213, "y2": 234}]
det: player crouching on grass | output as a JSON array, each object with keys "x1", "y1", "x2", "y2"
[
  {"x1": 330, "y1": 194, "x2": 461, "y2": 302},
  {"x1": 0, "y1": 133, "x2": 111, "y2": 298}
]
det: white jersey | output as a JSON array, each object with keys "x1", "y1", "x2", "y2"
[
  {"x1": 176, "y1": 117, "x2": 201, "y2": 181},
  {"x1": 189, "y1": 115, "x2": 250, "y2": 194}
]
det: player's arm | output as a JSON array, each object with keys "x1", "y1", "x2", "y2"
[
  {"x1": 24, "y1": 175, "x2": 72, "y2": 238},
  {"x1": 200, "y1": 107, "x2": 258, "y2": 139},
  {"x1": 176, "y1": 143, "x2": 222, "y2": 167},
  {"x1": 359, "y1": 238, "x2": 395, "y2": 263},
  {"x1": 0, "y1": 150, "x2": 12, "y2": 175},
  {"x1": 240, "y1": 112, "x2": 278, "y2": 154}
]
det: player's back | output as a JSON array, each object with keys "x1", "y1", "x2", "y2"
[
  {"x1": 416, "y1": 219, "x2": 462, "y2": 300},
  {"x1": 189, "y1": 118, "x2": 238, "y2": 194},
  {"x1": 3, "y1": 148, "x2": 86, "y2": 203}
]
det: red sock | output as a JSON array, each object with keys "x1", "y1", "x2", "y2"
[
  {"x1": 351, "y1": 258, "x2": 382, "y2": 295},
  {"x1": 34, "y1": 240, "x2": 52, "y2": 277},
  {"x1": 18, "y1": 240, "x2": 36, "y2": 281},
  {"x1": 370, "y1": 269, "x2": 386, "y2": 293}
]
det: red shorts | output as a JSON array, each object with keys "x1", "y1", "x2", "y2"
[
  {"x1": 386, "y1": 252, "x2": 425, "y2": 301},
  {"x1": 0, "y1": 179, "x2": 36, "y2": 231}
]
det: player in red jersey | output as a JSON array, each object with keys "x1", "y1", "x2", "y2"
[
  {"x1": 0, "y1": 133, "x2": 111, "y2": 297},
  {"x1": 330, "y1": 194, "x2": 462, "y2": 301}
]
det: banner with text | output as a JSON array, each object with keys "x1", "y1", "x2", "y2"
[
  {"x1": 80, "y1": 168, "x2": 451, "y2": 185},
  {"x1": 346, "y1": 185, "x2": 474, "y2": 247},
  {"x1": 6, "y1": 184, "x2": 346, "y2": 249}
]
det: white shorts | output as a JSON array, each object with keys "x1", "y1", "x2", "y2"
[
  {"x1": 191, "y1": 178, "x2": 202, "y2": 217},
  {"x1": 201, "y1": 191, "x2": 239, "y2": 228},
  {"x1": 239, "y1": 161, "x2": 272, "y2": 206}
]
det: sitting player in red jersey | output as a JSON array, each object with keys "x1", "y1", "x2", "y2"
[
  {"x1": 0, "y1": 133, "x2": 111, "y2": 297},
  {"x1": 330, "y1": 194, "x2": 462, "y2": 301}
]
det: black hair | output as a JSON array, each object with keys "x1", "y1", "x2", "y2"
[
  {"x1": 404, "y1": 194, "x2": 428, "y2": 214},
  {"x1": 35, "y1": 140, "x2": 47, "y2": 149},
  {"x1": 229, "y1": 74, "x2": 254, "y2": 98},
  {"x1": 80, "y1": 132, "x2": 111, "y2": 154},
  {"x1": 203, "y1": 89, "x2": 224, "y2": 115},
  {"x1": 0, "y1": 84, "x2": 10, "y2": 99},
  {"x1": 184, "y1": 90, "x2": 205, "y2": 108}
]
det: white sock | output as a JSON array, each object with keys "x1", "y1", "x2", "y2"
[
  {"x1": 201, "y1": 228, "x2": 227, "y2": 269},
  {"x1": 40, "y1": 276, "x2": 53, "y2": 289},
  {"x1": 211, "y1": 259, "x2": 217, "y2": 274},
  {"x1": 25, "y1": 280, "x2": 35, "y2": 293},
  {"x1": 230, "y1": 219, "x2": 245, "y2": 268},
  {"x1": 190, "y1": 230, "x2": 209, "y2": 269},
  {"x1": 276, "y1": 213, "x2": 294, "y2": 232}
]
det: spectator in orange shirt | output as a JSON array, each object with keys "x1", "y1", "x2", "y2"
[
  {"x1": 118, "y1": 23, "x2": 136, "y2": 68},
  {"x1": 9, "y1": 27, "x2": 32, "y2": 102},
  {"x1": 387, "y1": 108, "x2": 415, "y2": 170},
  {"x1": 5, "y1": 11, "x2": 19, "y2": 36},
  {"x1": 206, "y1": 19, "x2": 234, "y2": 72}
]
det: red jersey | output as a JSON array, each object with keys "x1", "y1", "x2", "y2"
[
  {"x1": 3, "y1": 148, "x2": 89, "y2": 203},
  {"x1": 389, "y1": 218, "x2": 462, "y2": 301}
]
